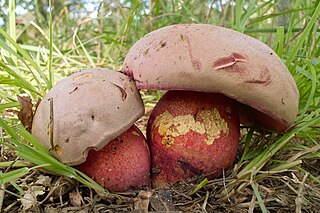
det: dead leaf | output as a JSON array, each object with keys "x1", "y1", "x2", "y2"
[
  {"x1": 35, "y1": 175, "x2": 52, "y2": 187},
  {"x1": 150, "y1": 189, "x2": 177, "y2": 212},
  {"x1": 69, "y1": 190, "x2": 83, "y2": 207},
  {"x1": 134, "y1": 190, "x2": 153, "y2": 213},
  {"x1": 18, "y1": 185, "x2": 45, "y2": 210},
  {"x1": 53, "y1": 177, "x2": 77, "y2": 198},
  {"x1": 17, "y1": 95, "x2": 34, "y2": 132}
]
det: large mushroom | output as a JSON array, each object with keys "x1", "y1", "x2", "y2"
[
  {"x1": 32, "y1": 68, "x2": 150, "y2": 191},
  {"x1": 123, "y1": 24, "x2": 299, "y2": 187}
]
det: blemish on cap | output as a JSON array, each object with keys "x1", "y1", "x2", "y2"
[
  {"x1": 184, "y1": 35, "x2": 202, "y2": 71},
  {"x1": 73, "y1": 72, "x2": 93, "y2": 80},
  {"x1": 68, "y1": 87, "x2": 78, "y2": 94},
  {"x1": 143, "y1": 48, "x2": 150, "y2": 56},
  {"x1": 245, "y1": 68, "x2": 271, "y2": 86},
  {"x1": 112, "y1": 83, "x2": 127, "y2": 101},
  {"x1": 159, "y1": 40, "x2": 167, "y2": 48},
  {"x1": 46, "y1": 124, "x2": 51, "y2": 137},
  {"x1": 180, "y1": 34, "x2": 186, "y2": 41},
  {"x1": 153, "y1": 109, "x2": 229, "y2": 147},
  {"x1": 54, "y1": 144, "x2": 62, "y2": 156},
  {"x1": 213, "y1": 52, "x2": 247, "y2": 70},
  {"x1": 123, "y1": 65, "x2": 134, "y2": 78},
  {"x1": 244, "y1": 77, "x2": 271, "y2": 85}
]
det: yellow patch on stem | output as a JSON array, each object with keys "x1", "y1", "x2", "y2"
[
  {"x1": 152, "y1": 108, "x2": 229, "y2": 147},
  {"x1": 131, "y1": 131, "x2": 140, "y2": 136}
]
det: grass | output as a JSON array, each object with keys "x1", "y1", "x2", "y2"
[{"x1": 0, "y1": 0, "x2": 319, "y2": 212}]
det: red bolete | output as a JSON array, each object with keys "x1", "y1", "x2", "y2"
[
  {"x1": 147, "y1": 91, "x2": 239, "y2": 187},
  {"x1": 77, "y1": 125, "x2": 150, "y2": 192},
  {"x1": 123, "y1": 24, "x2": 299, "y2": 187},
  {"x1": 32, "y1": 68, "x2": 150, "y2": 192}
]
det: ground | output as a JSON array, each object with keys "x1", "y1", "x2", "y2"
[{"x1": 1, "y1": 108, "x2": 320, "y2": 212}]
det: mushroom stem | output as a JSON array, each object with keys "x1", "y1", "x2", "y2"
[
  {"x1": 147, "y1": 91, "x2": 240, "y2": 187},
  {"x1": 77, "y1": 125, "x2": 151, "y2": 192}
]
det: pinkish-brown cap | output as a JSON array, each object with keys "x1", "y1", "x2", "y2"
[
  {"x1": 32, "y1": 68, "x2": 144, "y2": 165},
  {"x1": 123, "y1": 24, "x2": 299, "y2": 132}
]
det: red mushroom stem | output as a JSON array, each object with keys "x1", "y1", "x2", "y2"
[
  {"x1": 147, "y1": 90, "x2": 240, "y2": 187},
  {"x1": 77, "y1": 125, "x2": 151, "y2": 192}
]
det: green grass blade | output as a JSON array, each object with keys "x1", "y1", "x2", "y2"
[
  {"x1": 190, "y1": 178, "x2": 208, "y2": 195},
  {"x1": 48, "y1": 0, "x2": 53, "y2": 88},
  {"x1": 239, "y1": 0, "x2": 256, "y2": 32},
  {"x1": 276, "y1": 26, "x2": 285, "y2": 58},
  {"x1": 0, "y1": 88, "x2": 17, "y2": 102},
  {"x1": 251, "y1": 182, "x2": 268, "y2": 213},
  {"x1": 286, "y1": 3, "x2": 320, "y2": 67},
  {"x1": 297, "y1": 61, "x2": 317, "y2": 121},
  {"x1": 0, "y1": 102, "x2": 20, "y2": 111},
  {"x1": 0, "y1": 118, "x2": 106, "y2": 194},
  {"x1": 240, "y1": 127, "x2": 255, "y2": 162},
  {"x1": 0, "y1": 161, "x2": 27, "y2": 167},
  {"x1": 238, "y1": 110, "x2": 320, "y2": 179},
  {"x1": 30, "y1": 21, "x2": 71, "y2": 68},
  {"x1": 0, "y1": 61, "x2": 40, "y2": 95},
  {"x1": 75, "y1": 34, "x2": 96, "y2": 67},
  {"x1": 249, "y1": 7, "x2": 312, "y2": 26},
  {"x1": 235, "y1": 0, "x2": 245, "y2": 32},
  {"x1": 0, "y1": 118, "x2": 20, "y2": 141},
  {"x1": 0, "y1": 29, "x2": 47, "y2": 94},
  {"x1": 8, "y1": 0, "x2": 16, "y2": 57},
  {"x1": 0, "y1": 28, "x2": 48, "y2": 93},
  {"x1": 270, "y1": 160, "x2": 302, "y2": 172},
  {"x1": 15, "y1": 125, "x2": 51, "y2": 155},
  {"x1": 0, "y1": 168, "x2": 30, "y2": 184}
]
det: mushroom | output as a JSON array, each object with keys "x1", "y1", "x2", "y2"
[
  {"x1": 77, "y1": 124, "x2": 151, "y2": 192},
  {"x1": 32, "y1": 68, "x2": 150, "y2": 191},
  {"x1": 123, "y1": 24, "x2": 299, "y2": 187},
  {"x1": 147, "y1": 91, "x2": 239, "y2": 187}
]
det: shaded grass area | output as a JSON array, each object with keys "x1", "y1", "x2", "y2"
[{"x1": 0, "y1": 0, "x2": 320, "y2": 212}]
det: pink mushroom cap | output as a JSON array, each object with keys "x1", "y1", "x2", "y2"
[{"x1": 124, "y1": 24, "x2": 299, "y2": 132}]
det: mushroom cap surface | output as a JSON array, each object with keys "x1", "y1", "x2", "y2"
[
  {"x1": 32, "y1": 68, "x2": 144, "y2": 165},
  {"x1": 124, "y1": 24, "x2": 299, "y2": 132}
]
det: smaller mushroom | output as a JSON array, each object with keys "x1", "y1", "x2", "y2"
[
  {"x1": 32, "y1": 68, "x2": 150, "y2": 191},
  {"x1": 77, "y1": 125, "x2": 151, "y2": 192}
]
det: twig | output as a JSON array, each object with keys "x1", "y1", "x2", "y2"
[
  {"x1": 205, "y1": 1, "x2": 215, "y2": 24},
  {"x1": 201, "y1": 190, "x2": 209, "y2": 213},
  {"x1": 49, "y1": 98, "x2": 54, "y2": 150},
  {"x1": 0, "y1": 184, "x2": 5, "y2": 212}
]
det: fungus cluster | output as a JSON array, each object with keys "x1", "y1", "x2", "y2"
[{"x1": 32, "y1": 24, "x2": 299, "y2": 192}]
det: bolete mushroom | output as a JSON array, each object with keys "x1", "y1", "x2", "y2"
[
  {"x1": 77, "y1": 124, "x2": 151, "y2": 192},
  {"x1": 32, "y1": 68, "x2": 150, "y2": 191},
  {"x1": 123, "y1": 24, "x2": 299, "y2": 187},
  {"x1": 147, "y1": 91, "x2": 239, "y2": 187}
]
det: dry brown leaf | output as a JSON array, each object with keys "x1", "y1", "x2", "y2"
[
  {"x1": 17, "y1": 95, "x2": 34, "y2": 132},
  {"x1": 18, "y1": 185, "x2": 45, "y2": 210},
  {"x1": 134, "y1": 190, "x2": 153, "y2": 212},
  {"x1": 69, "y1": 190, "x2": 83, "y2": 207},
  {"x1": 149, "y1": 189, "x2": 177, "y2": 212}
]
